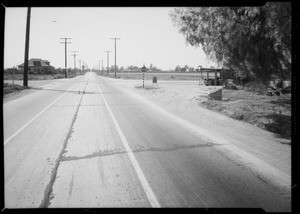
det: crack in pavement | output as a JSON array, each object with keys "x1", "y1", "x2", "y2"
[
  {"x1": 61, "y1": 142, "x2": 219, "y2": 162},
  {"x1": 38, "y1": 80, "x2": 89, "y2": 208}
]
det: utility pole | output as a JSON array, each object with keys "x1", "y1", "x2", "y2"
[
  {"x1": 71, "y1": 51, "x2": 78, "y2": 76},
  {"x1": 82, "y1": 61, "x2": 85, "y2": 74},
  {"x1": 110, "y1": 38, "x2": 120, "y2": 78},
  {"x1": 98, "y1": 61, "x2": 101, "y2": 75},
  {"x1": 60, "y1": 37, "x2": 71, "y2": 78},
  {"x1": 78, "y1": 59, "x2": 82, "y2": 75},
  {"x1": 100, "y1": 60, "x2": 104, "y2": 75},
  {"x1": 105, "y1": 51, "x2": 111, "y2": 76},
  {"x1": 23, "y1": 7, "x2": 31, "y2": 87}
]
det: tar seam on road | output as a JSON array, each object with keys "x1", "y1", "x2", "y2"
[
  {"x1": 39, "y1": 81, "x2": 88, "y2": 208},
  {"x1": 97, "y1": 82, "x2": 161, "y2": 208},
  {"x1": 61, "y1": 142, "x2": 219, "y2": 162},
  {"x1": 4, "y1": 84, "x2": 76, "y2": 145}
]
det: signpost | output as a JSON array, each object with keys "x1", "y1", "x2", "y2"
[{"x1": 141, "y1": 64, "x2": 146, "y2": 88}]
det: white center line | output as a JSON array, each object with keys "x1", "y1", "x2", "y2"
[
  {"x1": 4, "y1": 85, "x2": 76, "y2": 145},
  {"x1": 97, "y1": 83, "x2": 161, "y2": 208}
]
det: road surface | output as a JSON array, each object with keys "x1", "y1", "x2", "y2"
[{"x1": 4, "y1": 72, "x2": 291, "y2": 210}]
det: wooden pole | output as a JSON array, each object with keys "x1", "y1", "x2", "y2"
[{"x1": 23, "y1": 7, "x2": 31, "y2": 87}]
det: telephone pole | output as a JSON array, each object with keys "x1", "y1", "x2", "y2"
[
  {"x1": 78, "y1": 59, "x2": 81, "y2": 75},
  {"x1": 110, "y1": 38, "x2": 120, "y2": 78},
  {"x1": 105, "y1": 51, "x2": 111, "y2": 76},
  {"x1": 82, "y1": 61, "x2": 85, "y2": 71},
  {"x1": 98, "y1": 61, "x2": 101, "y2": 75},
  {"x1": 23, "y1": 7, "x2": 31, "y2": 87},
  {"x1": 100, "y1": 59, "x2": 104, "y2": 75},
  {"x1": 60, "y1": 38, "x2": 71, "y2": 78},
  {"x1": 71, "y1": 51, "x2": 78, "y2": 76}
]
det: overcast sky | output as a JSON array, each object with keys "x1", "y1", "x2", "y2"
[{"x1": 4, "y1": 7, "x2": 218, "y2": 70}]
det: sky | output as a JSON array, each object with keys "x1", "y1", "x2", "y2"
[{"x1": 4, "y1": 7, "x2": 218, "y2": 70}]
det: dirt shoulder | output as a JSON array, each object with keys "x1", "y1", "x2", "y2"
[
  {"x1": 201, "y1": 88, "x2": 291, "y2": 140},
  {"x1": 110, "y1": 78, "x2": 291, "y2": 141}
]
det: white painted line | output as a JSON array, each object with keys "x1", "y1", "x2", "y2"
[
  {"x1": 4, "y1": 85, "x2": 75, "y2": 145},
  {"x1": 97, "y1": 84, "x2": 160, "y2": 208}
]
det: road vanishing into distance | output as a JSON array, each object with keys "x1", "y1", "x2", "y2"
[{"x1": 4, "y1": 72, "x2": 291, "y2": 210}]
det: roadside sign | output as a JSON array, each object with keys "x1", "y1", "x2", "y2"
[{"x1": 141, "y1": 65, "x2": 146, "y2": 88}]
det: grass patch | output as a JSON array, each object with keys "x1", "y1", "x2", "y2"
[
  {"x1": 4, "y1": 74, "x2": 54, "y2": 80},
  {"x1": 264, "y1": 113, "x2": 291, "y2": 139},
  {"x1": 4, "y1": 73, "x2": 75, "y2": 81},
  {"x1": 3, "y1": 83, "x2": 28, "y2": 95}
]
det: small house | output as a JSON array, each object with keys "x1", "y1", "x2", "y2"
[{"x1": 18, "y1": 58, "x2": 55, "y2": 74}]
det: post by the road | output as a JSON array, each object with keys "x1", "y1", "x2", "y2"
[{"x1": 141, "y1": 64, "x2": 146, "y2": 88}]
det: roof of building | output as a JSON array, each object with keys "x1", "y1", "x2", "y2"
[{"x1": 18, "y1": 58, "x2": 52, "y2": 67}]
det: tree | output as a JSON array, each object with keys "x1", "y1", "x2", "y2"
[
  {"x1": 170, "y1": 3, "x2": 291, "y2": 81},
  {"x1": 183, "y1": 64, "x2": 189, "y2": 72},
  {"x1": 175, "y1": 65, "x2": 181, "y2": 72}
]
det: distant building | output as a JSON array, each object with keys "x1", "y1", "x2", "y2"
[{"x1": 18, "y1": 58, "x2": 55, "y2": 74}]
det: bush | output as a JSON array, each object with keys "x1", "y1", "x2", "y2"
[{"x1": 244, "y1": 81, "x2": 268, "y2": 95}]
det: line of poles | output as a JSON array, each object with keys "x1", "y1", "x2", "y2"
[
  {"x1": 22, "y1": 7, "x2": 87, "y2": 86},
  {"x1": 23, "y1": 7, "x2": 123, "y2": 86},
  {"x1": 96, "y1": 38, "x2": 121, "y2": 77}
]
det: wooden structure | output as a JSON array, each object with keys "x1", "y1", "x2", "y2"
[{"x1": 198, "y1": 68, "x2": 234, "y2": 86}]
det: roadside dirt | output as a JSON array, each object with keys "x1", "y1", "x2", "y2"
[
  {"x1": 201, "y1": 89, "x2": 291, "y2": 140},
  {"x1": 127, "y1": 79, "x2": 292, "y2": 140},
  {"x1": 109, "y1": 78, "x2": 291, "y2": 146}
]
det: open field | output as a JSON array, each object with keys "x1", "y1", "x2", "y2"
[{"x1": 104, "y1": 72, "x2": 220, "y2": 81}]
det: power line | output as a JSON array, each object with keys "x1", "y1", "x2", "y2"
[
  {"x1": 104, "y1": 51, "x2": 111, "y2": 76},
  {"x1": 110, "y1": 38, "x2": 120, "y2": 78},
  {"x1": 60, "y1": 38, "x2": 71, "y2": 78}
]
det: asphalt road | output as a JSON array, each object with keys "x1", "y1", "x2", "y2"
[{"x1": 4, "y1": 72, "x2": 291, "y2": 210}]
